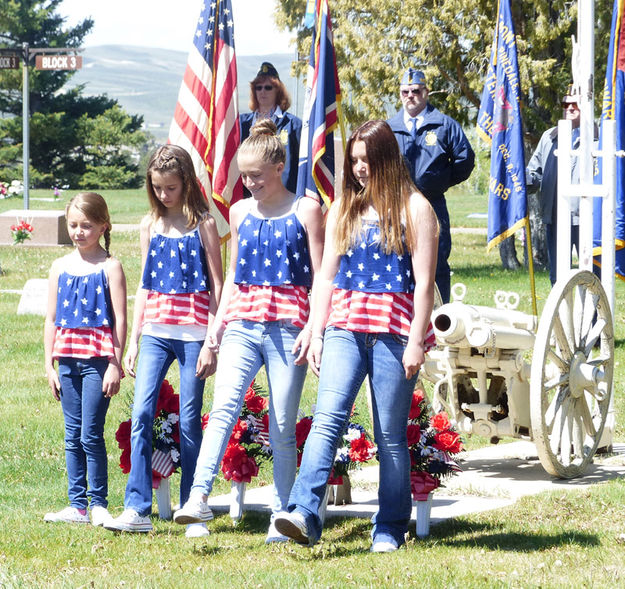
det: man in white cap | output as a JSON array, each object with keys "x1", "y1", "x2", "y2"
[
  {"x1": 526, "y1": 86, "x2": 582, "y2": 285},
  {"x1": 387, "y1": 68, "x2": 475, "y2": 303}
]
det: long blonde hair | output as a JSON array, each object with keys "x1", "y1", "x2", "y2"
[
  {"x1": 145, "y1": 145, "x2": 209, "y2": 228},
  {"x1": 336, "y1": 120, "x2": 417, "y2": 255},
  {"x1": 66, "y1": 192, "x2": 112, "y2": 256}
]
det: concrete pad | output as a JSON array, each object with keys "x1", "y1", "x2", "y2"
[
  {"x1": 17, "y1": 278, "x2": 49, "y2": 316},
  {"x1": 205, "y1": 441, "x2": 625, "y2": 529}
]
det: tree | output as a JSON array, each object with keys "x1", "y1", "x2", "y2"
[
  {"x1": 0, "y1": 0, "x2": 147, "y2": 188},
  {"x1": 276, "y1": 0, "x2": 611, "y2": 141},
  {"x1": 276, "y1": 0, "x2": 612, "y2": 270}
]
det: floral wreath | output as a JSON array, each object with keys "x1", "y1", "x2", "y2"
[{"x1": 407, "y1": 388, "x2": 464, "y2": 500}]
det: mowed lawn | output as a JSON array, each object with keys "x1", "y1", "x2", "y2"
[{"x1": 1, "y1": 188, "x2": 625, "y2": 587}]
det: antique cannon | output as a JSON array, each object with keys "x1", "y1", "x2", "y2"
[{"x1": 421, "y1": 275, "x2": 614, "y2": 479}]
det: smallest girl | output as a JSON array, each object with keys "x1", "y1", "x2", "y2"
[{"x1": 44, "y1": 192, "x2": 127, "y2": 526}]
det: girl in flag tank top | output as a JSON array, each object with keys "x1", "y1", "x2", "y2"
[
  {"x1": 274, "y1": 120, "x2": 439, "y2": 552},
  {"x1": 173, "y1": 119, "x2": 324, "y2": 543},
  {"x1": 105, "y1": 145, "x2": 223, "y2": 536},
  {"x1": 44, "y1": 192, "x2": 127, "y2": 526}
]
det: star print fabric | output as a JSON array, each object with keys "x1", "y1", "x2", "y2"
[
  {"x1": 333, "y1": 223, "x2": 414, "y2": 293},
  {"x1": 141, "y1": 229, "x2": 209, "y2": 294},
  {"x1": 234, "y1": 213, "x2": 312, "y2": 288},
  {"x1": 52, "y1": 268, "x2": 115, "y2": 359},
  {"x1": 55, "y1": 269, "x2": 113, "y2": 328}
]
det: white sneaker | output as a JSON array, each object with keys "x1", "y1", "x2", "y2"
[
  {"x1": 265, "y1": 521, "x2": 290, "y2": 544},
  {"x1": 103, "y1": 508, "x2": 153, "y2": 533},
  {"x1": 185, "y1": 522, "x2": 210, "y2": 538},
  {"x1": 273, "y1": 511, "x2": 311, "y2": 545},
  {"x1": 173, "y1": 494, "x2": 213, "y2": 525},
  {"x1": 90, "y1": 505, "x2": 112, "y2": 527},
  {"x1": 44, "y1": 506, "x2": 90, "y2": 524},
  {"x1": 370, "y1": 539, "x2": 398, "y2": 553}
]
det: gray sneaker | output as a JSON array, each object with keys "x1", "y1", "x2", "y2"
[
  {"x1": 103, "y1": 509, "x2": 153, "y2": 533},
  {"x1": 273, "y1": 511, "x2": 311, "y2": 545}
]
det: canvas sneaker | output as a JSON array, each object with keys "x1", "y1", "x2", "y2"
[
  {"x1": 185, "y1": 522, "x2": 210, "y2": 538},
  {"x1": 265, "y1": 521, "x2": 290, "y2": 544},
  {"x1": 370, "y1": 534, "x2": 399, "y2": 553},
  {"x1": 90, "y1": 505, "x2": 113, "y2": 527},
  {"x1": 273, "y1": 511, "x2": 311, "y2": 545},
  {"x1": 44, "y1": 506, "x2": 90, "y2": 524},
  {"x1": 173, "y1": 494, "x2": 214, "y2": 525},
  {"x1": 103, "y1": 508, "x2": 153, "y2": 533}
]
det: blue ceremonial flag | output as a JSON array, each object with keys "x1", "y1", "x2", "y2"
[
  {"x1": 593, "y1": 0, "x2": 625, "y2": 280},
  {"x1": 476, "y1": 0, "x2": 527, "y2": 251},
  {"x1": 296, "y1": 0, "x2": 342, "y2": 208}
]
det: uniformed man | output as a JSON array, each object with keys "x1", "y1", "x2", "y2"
[{"x1": 387, "y1": 68, "x2": 475, "y2": 303}]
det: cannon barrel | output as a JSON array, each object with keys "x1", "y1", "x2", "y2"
[{"x1": 433, "y1": 302, "x2": 535, "y2": 350}]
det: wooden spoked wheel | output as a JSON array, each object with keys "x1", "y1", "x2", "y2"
[{"x1": 530, "y1": 270, "x2": 614, "y2": 478}]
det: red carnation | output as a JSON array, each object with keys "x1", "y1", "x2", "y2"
[
  {"x1": 156, "y1": 379, "x2": 179, "y2": 414},
  {"x1": 348, "y1": 433, "x2": 375, "y2": 463},
  {"x1": 433, "y1": 431, "x2": 463, "y2": 453},
  {"x1": 221, "y1": 443, "x2": 259, "y2": 483},
  {"x1": 406, "y1": 423, "x2": 421, "y2": 446},
  {"x1": 296, "y1": 417, "x2": 313, "y2": 447},
  {"x1": 409, "y1": 389, "x2": 425, "y2": 419},
  {"x1": 244, "y1": 390, "x2": 267, "y2": 414},
  {"x1": 201, "y1": 413, "x2": 210, "y2": 430},
  {"x1": 430, "y1": 411, "x2": 452, "y2": 432},
  {"x1": 116, "y1": 419, "x2": 132, "y2": 450},
  {"x1": 230, "y1": 419, "x2": 248, "y2": 442},
  {"x1": 119, "y1": 447, "x2": 131, "y2": 474}
]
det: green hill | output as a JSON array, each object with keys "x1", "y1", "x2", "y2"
[{"x1": 64, "y1": 45, "x2": 304, "y2": 142}]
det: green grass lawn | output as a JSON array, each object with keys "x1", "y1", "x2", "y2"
[{"x1": 1, "y1": 190, "x2": 624, "y2": 587}]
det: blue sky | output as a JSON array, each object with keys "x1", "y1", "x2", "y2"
[{"x1": 58, "y1": 0, "x2": 296, "y2": 56}]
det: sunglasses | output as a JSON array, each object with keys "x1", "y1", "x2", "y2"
[
  {"x1": 401, "y1": 88, "x2": 424, "y2": 97},
  {"x1": 255, "y1": 84, "x2": 274, "y2": 91}
]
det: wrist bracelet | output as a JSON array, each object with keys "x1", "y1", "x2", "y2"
[{"x1": 311, "y1": 335, "x2": 324, "y2": 342}]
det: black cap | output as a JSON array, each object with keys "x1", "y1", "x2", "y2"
[{"x1": 257, "y1": 62, "x2": 279, "y2": 80}]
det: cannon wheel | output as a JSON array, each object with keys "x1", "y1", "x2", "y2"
[{"x1": 530, "y1": 270, "x2": 614, "y2": 478}]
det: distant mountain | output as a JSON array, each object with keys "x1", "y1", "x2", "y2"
[{"x1": 64, "y1": 45, "x2": 305, "y2": 142}]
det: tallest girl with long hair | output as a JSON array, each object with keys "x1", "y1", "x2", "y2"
[{"x1": 275, "y1": 120, "x2": 438, "y2": 552}]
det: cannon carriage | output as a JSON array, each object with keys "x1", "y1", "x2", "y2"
[{"x1": 419, "y1": 0, "x2": 619, "y2": 479}]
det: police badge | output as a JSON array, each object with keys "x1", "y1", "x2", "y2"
[{"x1": 425, "y1": 131, "x2": 437, "y2": 146}]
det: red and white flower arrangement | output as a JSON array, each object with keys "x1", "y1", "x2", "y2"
[
  {"x1": 407, "y1": 388, "x2": 463, "y2": 500},
  {"x1": 116, "y1": 379, "x2": 181, "y2": 488},
  {"x1": 203, "y1": 381, "x2": 273, "y2": 484},
  {"x1": 10, "y1": 218, "x2": 33, "y2": 245},
  {"x1": 296, "y1": 408, "x2": 376, "y2": 485}
]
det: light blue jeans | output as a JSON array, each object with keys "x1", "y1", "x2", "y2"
[
  {"x1": 287, "y1": 326, "x2": 418, "y2": 546},
  {"x1": 192, "y1": 320, "x2": 307, "y2": 515},
  {"x1": 124, "y1": 335, "x2": 205, "y2": 516},
  {"x1": 58, "y1": 357, "x2": 111, "y2": 510}
]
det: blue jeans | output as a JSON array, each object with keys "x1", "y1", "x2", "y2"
[
  {"x1": 287, "y1": 326, "x2": 418, "y2": 546},
  {"x1": 58, "y1": 357, "x2": 111, "y2": 510},
  {"x1": 124, "y1": 335, "x2": 206, "y2": 516},
  {"x1": 192, "y1": 320, "x2": 307, "y2": 515}
]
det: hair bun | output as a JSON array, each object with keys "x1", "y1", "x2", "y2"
[{"x1": 250, "y1": 119, "x2": 278, "y2": 137}]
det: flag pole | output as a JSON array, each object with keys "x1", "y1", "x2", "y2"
[{"x1": 525, "y1": 220, "x2": 538, "y2": 316}]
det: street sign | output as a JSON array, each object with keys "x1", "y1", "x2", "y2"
[
  {"x1": 0, "y1": 55, "x2": 19, "y2": 69},
  {"x1": 35, "y1": 55, "x2": 82, "y2": 71}
]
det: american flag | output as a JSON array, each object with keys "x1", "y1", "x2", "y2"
[
  {"x1": 168, "y1": 0, "x2": 242, "y2": 240},
  {"x1": 295, "y1": 0, "x2": 343, "y2": 209}
]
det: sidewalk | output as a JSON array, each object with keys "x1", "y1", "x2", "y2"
[{"x1": 205, "y1": 441, "x2": 625, "y2": 528}]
